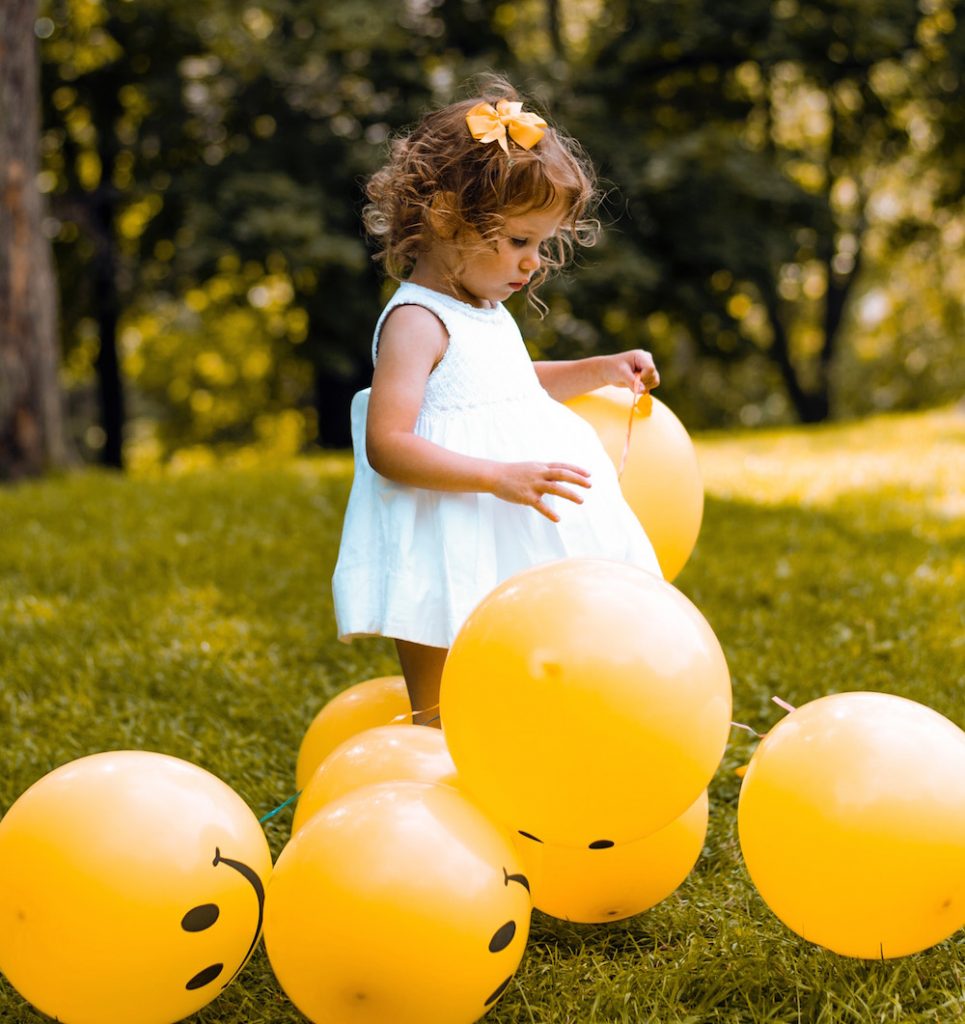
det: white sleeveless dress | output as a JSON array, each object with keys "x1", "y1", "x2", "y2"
[{"x1": 332, "y1": 282, "x2": 662, "y2": 648}]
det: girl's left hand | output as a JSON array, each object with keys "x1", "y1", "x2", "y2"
[{"x1": 603, "y1": 349, "x2": 660, "y2": 393}]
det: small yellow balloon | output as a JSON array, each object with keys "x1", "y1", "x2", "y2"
[
  {"x1": 292, "y1": 725, "x2": 458, "y2": 833},
  {"x1": 738, "y1": 692, "x2": 965, "y2": 958},
  {"x1": 515, "y1": 791, "x2": 708, "y2": 923},
  {"x1": 264, "y1": 781, "x2": 532, "y2": 1024},
  {"x1": 441, "y1": 558, "x2": 732, "y2": 847},
  {"x1": 0, "y1": 751, "x2": 272, "y2": 1024},
  {"x1": 566, "y1": 387, "x2": 703, "y2": 580},
  {"x1": 295, "y1": 675, "x2": 411, "y2": 790}
]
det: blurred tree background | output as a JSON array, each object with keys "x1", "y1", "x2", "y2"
[{"x1": 31, "y1": 0, "x2": 965, "y2": 469}]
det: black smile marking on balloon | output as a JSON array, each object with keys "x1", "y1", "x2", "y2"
[
  {"x1": 181, "y1": 903, "x2": 220, "y2": 932},
  {"x1": 488, "y1": 921, "x2": 516, "y2": 953},
  {"x1": 185, "y1": 963, "x2": 224, "y2": 990},
  {"x1": 588, "y1": 839, "x2": 614, "y2": 850},
  {"x1": 517, "y1": 830, "x2": 543, "y2": 843},
  {"x1": 484, "y1": 976, "x2": 512, "y2": 1006},
  {"x1": 209, "y1": 847, "x2": 266, "y2": 990},
  {"x1": 502, "y1": 867, "x2": 530, "y2": 894}
]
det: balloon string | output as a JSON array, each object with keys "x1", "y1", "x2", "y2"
[
  {"x1": 731, "y1": 720, "x2": 764, "y2": 738},
  {"x1": 618, "y1": 371, "x2": 643, "y2": 480},
  {"x1": 259, "y1": 790, "x2": 301, "y2": 825},
  {"x1": 772, "y1": 696, "x2": 796, "y2": 714},
  {"x1": 263, "y1": 702, "x2": 442, "y2": 826},
  {"x1": 389, "y1": 704, "x2": 442, "y2": 729}
]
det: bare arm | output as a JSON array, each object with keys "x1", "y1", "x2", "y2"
[
  {"x1": 366, "y1": 305, "x2": 590, "y2": 522},
  {"x1": 535, "y1": 349, "x2": 660, "y2": 403}
]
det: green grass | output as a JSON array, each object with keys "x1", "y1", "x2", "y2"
[{"x1": 1, "y1": 406, "x2": 963, "y2": 1024}]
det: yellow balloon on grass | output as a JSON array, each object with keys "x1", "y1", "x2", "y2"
[
  {"x1": 295, "y1": 675, "x2": 410, "y2": 789},
  {"x1": 441, "y1": 558, "x2": 732, "y2": 847},
  {"x1": 0, "y1": 750, "x2": 272, "y2": 1024},
  {"x1": 515, "y1": 790, "x2": 709, "y2": 923},
  {"x1": 738, "y1": 692, "x2": 965, "y2": 958},
  {"x1": 264, "y1": 781, "x2": 531, "y2": 1024},
  {"x1": 566, "y1": 386, "x2": 703, "y2": 580},
  {"x1": 292, "y1": 724, "x2": 458, "y2": 833}
]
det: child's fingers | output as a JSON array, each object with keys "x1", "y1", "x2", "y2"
[
  {"x1": 542, "y1": 482, "x2": 585, "y2": 505},
  {"x1": 545, "y1": 463, "x2": 592, "y2": 486},
  {"x1": 533, "y1": 498, "x2": 561, "y2": 523}
]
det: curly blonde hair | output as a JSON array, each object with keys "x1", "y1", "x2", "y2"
[{"x1": 363, "y1": 75, "x2": 600, "y2": 312}]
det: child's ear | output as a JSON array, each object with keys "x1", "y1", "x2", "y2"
[{"x1": 426, "y1": 191, "x2": 460, "y2": 240}]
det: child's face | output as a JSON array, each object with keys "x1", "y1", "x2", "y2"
[{"x1": 455, "y1": 204, "x2": 565, "y2": 307}]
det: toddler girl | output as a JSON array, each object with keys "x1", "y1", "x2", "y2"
[{"x1": 333, "y1": 76, "x2": 662, "y2": 723}]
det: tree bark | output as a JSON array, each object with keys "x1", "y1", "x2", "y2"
[{"x1": 0, "y1": 0, "x2": 68, "y2": 480}]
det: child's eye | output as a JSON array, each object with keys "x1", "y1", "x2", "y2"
[{"x1": 510, "y1": 237, "x2": 528, "y2": 248}]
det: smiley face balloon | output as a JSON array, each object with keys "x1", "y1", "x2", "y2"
[
  {"x1": 265, "y1": 781, "x2": 531, "y2": 1024},
  {"x1": 441, "y1": 558, "x2": 732, "y2": 847},
  {"x1": 0, "y1": 750, "x2": 272, "y2": 1024}
]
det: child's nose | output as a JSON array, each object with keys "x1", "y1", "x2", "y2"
[{"x1": 520, "y1": 249, "x2": 540, "y2": 271}]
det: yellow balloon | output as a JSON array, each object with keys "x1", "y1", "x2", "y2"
[
  {"x1": 0, "y1": 750, "x2": 272, "y2": 1024},
  {"x1": 264, "y1": 781, "x2": 531, "y2": 1024},
  {"x1": 440, "y1": 558, "x2": 732, "y2": 847},
  {"x1": 738, "y1": 692, "x2": 965, "y2": 958},
  {"x1": 515, "y1": 791, "x2": 709, "y2": 923},
  {"x1": 566, "y1": 387, "x2": 703, "y2": 580},
  {"x1": 295, "y1": 675, "x2": 411, "y2": 790},
  {"x1": 292, "y1": 725, "x2": 458, "y2": 833}
]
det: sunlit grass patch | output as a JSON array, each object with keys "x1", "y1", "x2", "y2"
[{"x1": 696, "y1": 403, "x2": 964, "y2": 521}]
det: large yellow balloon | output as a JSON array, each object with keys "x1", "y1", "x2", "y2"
[
  {"x1": 295, "y1": 675, "x2": 411, "y2": 789},
  {"x1": 264, "y1": 781, "x2": 531, "y2": 1024},
  {"x1": 514, "y1": 791, "x2": 708, "y2": 923},
  {"x1": 0, "y1": 750, "x2": 272, "y2": 1024},
  {"x1": 738, "y1": 692, "x2": 965, "y2": 958},
  {"x1": 566, "y1": 387, "x2": 703, "y2": 580},
  {"x1": 440, "y1": 558, "x2": 732, "y2": 847},
  {"x1": 292, "y1": 724, "x2": 458, "y2": 833}
]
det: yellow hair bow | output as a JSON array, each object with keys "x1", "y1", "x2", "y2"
[{"x1": 466, "y1": 99, "x2": 547, "y2": 155}]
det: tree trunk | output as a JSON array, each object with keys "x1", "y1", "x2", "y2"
[
  {"x1": 760, "y1": 283, "x2": 829, "y2": 423},
  {"x1": 0, "y1": 0, "x2": 68, "y2": 479}
]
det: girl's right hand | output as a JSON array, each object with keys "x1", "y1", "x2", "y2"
[{"x1": 490, "y1": 462, "x2": 591, "y2": 523}]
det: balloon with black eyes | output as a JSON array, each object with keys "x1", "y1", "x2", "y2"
[
  {"x1": 441, "y1": 558, "x2": 732, "y2": 849},
  {"x1": 264, "y1": 780, "x2": 532, "y2": 1024},
  {"x1": 0, "y1": 751, "x2": 272, "y2": 1024}
]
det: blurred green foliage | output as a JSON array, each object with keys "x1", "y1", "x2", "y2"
[{"x1": 37, "y1": 0, "x2": 965, "y2": 465}]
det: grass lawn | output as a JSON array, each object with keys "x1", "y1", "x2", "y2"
[{"x1": 1, "y1": 404, "x2": 962, "y2": 1024}]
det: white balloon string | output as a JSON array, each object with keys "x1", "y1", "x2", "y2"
[
  {"x1": 389, "y1": 701, "x2": 438, "y2": 725},
  {"x1": 618, "y1": 371, "x2": 643, "y2": 480},
  {"x1": 730, "y1": 720, "x2": 764, "y2": 738},
  {"x1": 772, "y1": 696, "x2": 797, "y2": 714}
]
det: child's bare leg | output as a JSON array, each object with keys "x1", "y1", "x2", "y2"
[{"x1": 395, "y1": 639, "x2": 447, "y2": 728}]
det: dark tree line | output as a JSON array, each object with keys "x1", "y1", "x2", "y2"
[{"x1": 2, "y1": 0, "x2": 963, "y2": 476}]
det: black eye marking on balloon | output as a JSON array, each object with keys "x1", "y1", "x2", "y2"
[
  {"x1": 502, "y1": 867, "x2": 530, "y2": 893},
  {"x1": 488, "y1": 921, "x2": 516, "y2": 953},
  {"x1": 211, "y1": 847, "x2": 266, "y2": 990},
  {"x1": 185, "y1": 963, "x2": 224, "y2": 990},
  {"x1": 485, "y1": 976, "x2": 512, "y2": 1006},
  {"x1": 517, "y1": 830, "x2": 542, "y2": 843},
  {"x1": 588, "y1": 840, "x2": 614, "y2": 850},
  {"x1": 181, "y1": 904, "x2": 220, "y2": 932}
]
